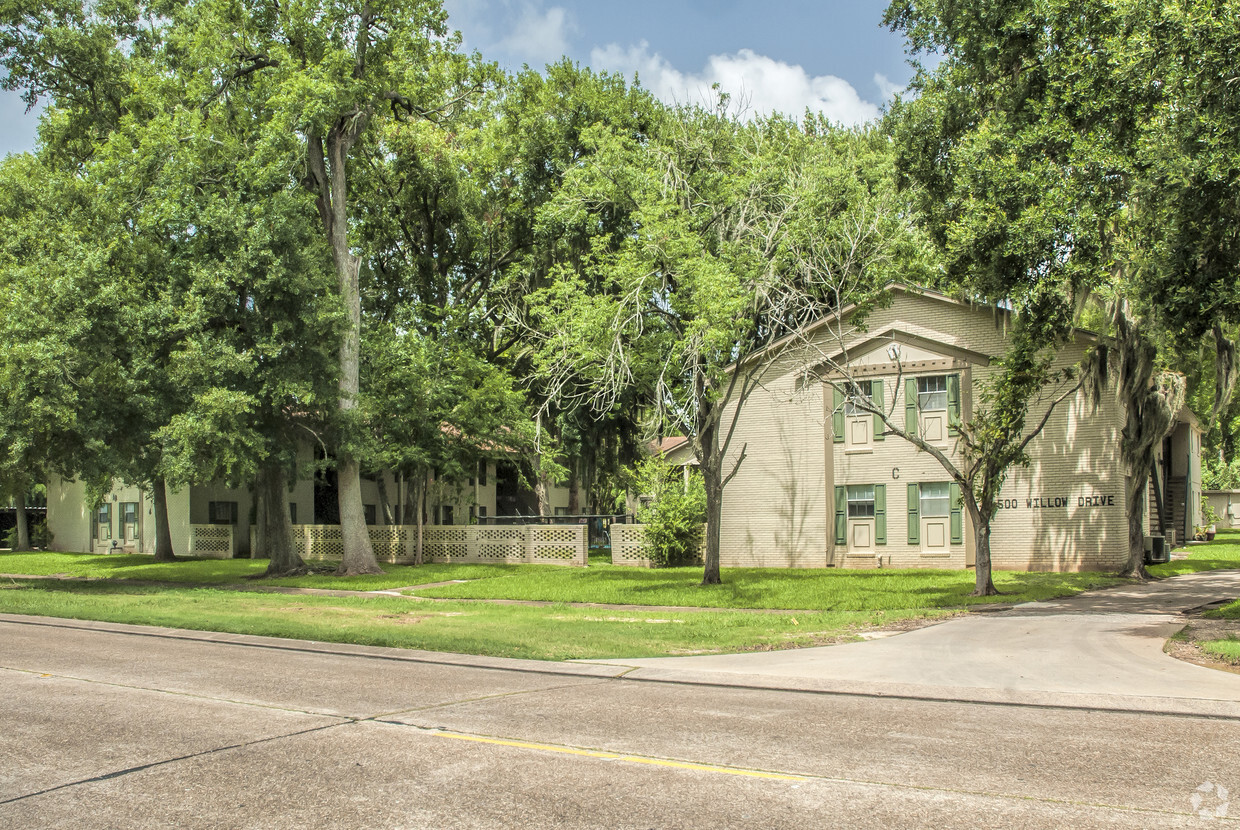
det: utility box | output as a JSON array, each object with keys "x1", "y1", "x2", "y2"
[{"x1": 1144, "y1": 535, "x2": 1169, "y2": 565}]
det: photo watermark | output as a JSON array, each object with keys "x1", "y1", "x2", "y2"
[{"x1": 1192, "y1": 781, "x2": 1230, "y2": 820}]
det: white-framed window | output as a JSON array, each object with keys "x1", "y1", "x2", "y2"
[
  {"x1": 918, "y1": 375, "x2": 948, "y2": 411},
  {"x1": 844, "y1": 381, "x2": 874, "y2": 416},
  {"x1": 919, "y1": 482, "x2": 951, "y2": 517},
  {"x1": 847, "y1": 485, "x2": 876, "y2": 518}
]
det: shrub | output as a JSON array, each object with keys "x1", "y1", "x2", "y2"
[
  {"x1": 634, "y1": 456, "x2": 705, "y2": 567},
  {"x1": 5, "y1": 517, "x2": 53, "y2": 550},
  {"x1": 1203, "y1": 456, "x2": 1240, "y2": 490}
]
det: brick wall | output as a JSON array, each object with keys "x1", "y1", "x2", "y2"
[{"x1": 714, "y1": 288, "x2": 1130, "y2": 572}]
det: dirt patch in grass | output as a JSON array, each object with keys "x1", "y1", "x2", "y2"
[
  {"x1": 742, "y1": 609, "x2": 962, "y2": 652},
  {"x1": 1166, "y1": 617, "x2": 1240, "y2": 675}
]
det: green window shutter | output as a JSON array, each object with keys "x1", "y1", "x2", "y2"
[
  {"x1": 834, "y1": 486, "x2": 846, "y2": 545},
  {"x1": 832, "y1": 386, "x2": 844, "y2": 443},
  {"x1": 874, "y1": 484, "x2": 887, "y2": 545},
  {"x1": 871, "y1": 379, "x2": 885, "y2": 441},
  {"x1": 905, "y1": 378, "x2": 919, "y2": 437},
  {"x1": 907, "y1": 483, "x2": 920, "y2": 545},
  {"x1": 947, "y1": 374, "x2": 962, "y2": 436},
  {"x1": 949, "y1": 482, "x2": 963, "y2": 545}
]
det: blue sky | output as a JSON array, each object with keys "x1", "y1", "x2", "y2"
[{"x1": 0, "y1": 1, "x2": 912, "y2": 156}]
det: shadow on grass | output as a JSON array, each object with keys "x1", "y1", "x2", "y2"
[{"x1": 1, "y1": 579, "x2": 215, "y2": 597}]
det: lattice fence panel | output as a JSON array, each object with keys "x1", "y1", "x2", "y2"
[
  {"x1": 189, "y1": 525, "x2": 233, "y2": 559},
  {"x1": 422, "y1": 525, "x2": 471, "y2": 562},
  {"x1": 529, "y1": 525, "x2": 586, "y2": 565},
  {"x1": 610, "y1": 524, "x2": 652, "y2": 567},
  {"x1": 368, "y1": 525, "x2": 409, "y2": 563},
  {"x1": 298, "y1": 524, "x2": 345, "y2": 560},
  {"x1": 471, "y1": 526, "x2": 526, "y2": 562}
]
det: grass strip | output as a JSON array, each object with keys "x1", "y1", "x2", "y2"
[
  {"x1": 1199, "y1": 637, "x2": 1240, "y2": 663},
  {"x1": 0, "y1": 550, "x2": 1125, "y2": 611},
  {"x1": 402, "y1": 567, "x2": 1123, "y2": 611},
  {"x1": 0, "y1": 579, "x2": 953, "y2": 660}
]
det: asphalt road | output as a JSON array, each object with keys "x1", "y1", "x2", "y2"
[{"x1": 3, "y1": 614, "x2": 1238, "y2": 828}]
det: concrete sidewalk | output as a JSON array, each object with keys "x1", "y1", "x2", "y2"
[{"x1": 580, "y1": 569, "x2": 1240, "y2": 716}]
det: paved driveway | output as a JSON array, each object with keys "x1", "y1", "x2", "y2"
[{"x1": 583, "y1": 570, "x2": 1240, "y2": 716}]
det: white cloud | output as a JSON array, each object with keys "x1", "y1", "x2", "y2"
[
  {"x1": 874, "y1": 73, "x2": 903, "y2": 104},
  {"x1": 444, "y1": 0, "x2": 573, "y2": 67},
  {"x1": 590, "y1": 42, "x2": 881, "y2": 126},
  {"x1": 497, "y1": 5, "x2": 572, "y2": 65}
]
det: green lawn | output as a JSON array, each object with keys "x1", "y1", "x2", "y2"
[
  {"x1": 402, "y1": 565, "x2": 1123, "y2": 611},
  {"x1": 1200, "y1": 637, "x2": 1240, "y2": 663},
  {"x1": 4, "y1": 542, "x2": 1230, "y2": 660},
  {"x1": 1148, "y1": 529, "x2": 1240, "y2": 577},
  {"x1": 0, "y1": 550, "x2": 1124, "y2": 611},
  {"x1": 0, "y1": 551, "x2": 522, "y2": 590},
  {"x1": 0, "y1": 578, "x2": 951, "y2": 660}
]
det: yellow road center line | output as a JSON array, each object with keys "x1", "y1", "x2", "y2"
[{"x1": 435, "y1": 733, "x2": 808, "y2": 781}]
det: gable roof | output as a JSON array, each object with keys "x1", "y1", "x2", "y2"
[{"x1": 737, "y1": 281, "x2": 1100, "y2": 374}]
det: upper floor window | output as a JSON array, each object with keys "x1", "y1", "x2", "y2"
[
  {"x1": 918, "y1": 375, "x2": 948, "y2": 411},
  {"x1": 844, "y1": 381, "x2": 874, "y2": 416}
]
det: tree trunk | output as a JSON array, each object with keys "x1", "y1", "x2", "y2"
[
  {"x1": 966, "y1": 500, "x2": 998, "y2": 596},
  {"x1": 533, "y1": 458, "x2": 550, "y2": 517},
  {"x1": 253, "y1": 474, "x2": 267, "y2": 561},
  {"x1": 567, "y1": 460, "x2": 580, "y2": 515},
  {"x1": 1122, "y1": 471, "x2": 1150, "y2": 579},
  {"x1": 152, "y1": 478, "x2": 176, "y2": 562},
  {"x1": 261, "y1": 464, "x2": 306, "y2": 577},
  {"x1": 309, "y1": 127, "x2": 380, "y2": 577},
  {"x1": 395, "y1": 471, "x2": 405, "y2": 525},
  {"x1": 335, "y1": 456, "x2": 381, "y2": 575},
  {"x1": 376, "y1": 471, "x2": 395, "y2": 525},
  {"x1": 700, "y1": 460, "x2": 723, "y2": 585},
  {"x1": 12, "y1": 491, "x2": 30, "y2": 551},
  {"x1": 414, "y1": 475, "x2": 425, "y2": 565}
]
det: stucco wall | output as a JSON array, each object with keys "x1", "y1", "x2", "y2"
[{"x1": 46, "y1": 476, "x2": 91, "y2": 553}]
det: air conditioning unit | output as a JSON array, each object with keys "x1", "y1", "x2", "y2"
[{"x1": 1144, "y1": 535, "x2": 1169, "y2": 565}]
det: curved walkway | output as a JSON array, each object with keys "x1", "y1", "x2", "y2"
[{"x1": 581, "y1": 570, "x2": 1240, "y2": 716}]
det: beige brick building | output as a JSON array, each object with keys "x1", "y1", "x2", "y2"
[
  {"x1": 47, "y1": 449, "x2": 573, "y2": 557},
  {"x1": 671, "y1": 285, "x2": 1201, "y2": 572}
]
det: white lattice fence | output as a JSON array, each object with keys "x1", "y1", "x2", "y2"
[
  {"x1": 610, "y1": 524, "x2": 652, "y2": 567},
  {"x1": 423, "y1": 526, "x2": 470, "y2": 562},
  {"x1": 285, "y1": 523, "x2": 589, "y2": 566},
  {"x1": 293, "y1": 525, "x2": 345, "y2": 561},
  {"x1": 471, "y1": 526, "x2": 526, "y2": 562},
  {"x1": 189, "y1": 525, "x2": 234, "y2": 559},
  {"x1": 368, "y1": 525, "x2": 409, "y2": 563},
  {"x1": 528, "y1": 525, "x2": 587, "y2": 565}
]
